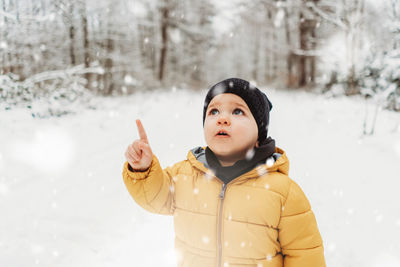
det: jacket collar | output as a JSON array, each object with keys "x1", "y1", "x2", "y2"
[{"x1": 187, "y1": 146, "x2": 289, "y2": 182}]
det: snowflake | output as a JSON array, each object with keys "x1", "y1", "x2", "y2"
[
  {"x1": 256, "y1": 166, "x2": 268, "y2": 176},
  {"x1": 347, "y1": 208, "x2": 354, "y2": 215},
  {"x1": 224, "y1": 241, "x2": 229, "y2": 247},
  {"x1": 327, "y1": 242, "x2": 336, "y2": 252},
  {"x1": 265, "y1": 183, "x2": 270, "y2": 190},
  {"x1": 0, "y1": 41, "x2": 7, "y2": 49},
  {"x1": 211, "y1": 83, "x2": 227, "y2": 97},
  {"x1": 266, "y1": 158, "x2": 274, "y2": 167},
  {"x1": 202, "y1": 236, "x2": 209, "y2": 244},
  {"x1": 169, "y1": 185, "x2": 175, "y2": 193},
  {"x1": 193, "y1": 188, "x2": 199, "y2": 195},
  {"x1": 0, "y1": 183, "x2": 9, "y2": 196},
  {"x1": 249, "y1": 81, "x2": 257, "y2": 90},
  {"x1": 240, "y1": 241, "x2": 246, "y2": 248},
  {"x1": 375, "y1": 214, "x2": 383, "y2": 223},
  {"x1": 245, "y1": 148, "x2": 255, "y2": 160},
  {"x1": 31, "y1": 244, "x2": 44, "y2": 254}
]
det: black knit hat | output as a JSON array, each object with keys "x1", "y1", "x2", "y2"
[{"x1": 202, "y1": 78, "x2": 273, "y2": 145}]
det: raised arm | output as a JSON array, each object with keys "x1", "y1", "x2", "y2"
[{"x1": 123, "y1": 119, "x2": 175, "y2": 215}]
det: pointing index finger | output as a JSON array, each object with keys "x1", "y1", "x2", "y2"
[{"x1": 136, "y1": 119, "x2": 149, "y2": 143}]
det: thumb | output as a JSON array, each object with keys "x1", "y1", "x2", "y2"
[{"x1": 139, "y1": 142, "x2": 152, "y2": 157}]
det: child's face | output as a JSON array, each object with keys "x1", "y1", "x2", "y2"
[{"x1": 204, "y1": 93, "x2": 259, "y2": 164}]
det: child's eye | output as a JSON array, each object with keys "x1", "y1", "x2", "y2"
[
  {"x1": 209, "y1": 109, "x2": 219, "y2": 115},
  {"x1": 233, "y1": 108, "x2": 244, "y2": 115}
]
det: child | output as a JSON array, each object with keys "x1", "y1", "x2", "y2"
[{"x1": 122, "y1": 78, "x2": 326, "y2": 267}]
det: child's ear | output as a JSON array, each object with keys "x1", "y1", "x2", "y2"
[{"x1": 255, "y1": 141, "x2": 259, "y2": 148}]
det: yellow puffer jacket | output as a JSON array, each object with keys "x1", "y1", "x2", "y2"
[{"x1": 122, "y1": 147, "x2": 325, "y2": 267}]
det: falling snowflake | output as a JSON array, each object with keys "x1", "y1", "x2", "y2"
[
  {"x1": 327, "y1": 242, "x2": 336, "y2": 252},
  {"x1": 266, "y1": 158, "x2": 274, "y2": 167},
  {"x1": 249, "y1": 81, "x2": 257, "y2": 89},
  {"x1": 240, "y1": 241, "x2": 246, "y2": 247},
  {"x1": 31, "y1": 244, "x2": 45, "y2": 254},
  {"x1": 245, "y1": 148, "x2": 255, "y2": 160},
  {"x1": 274, "y1": 8, "x2": 285, "y2": 27},
  {"x1": 347, "y1": 208, "x2": 354, "y2": 215},
  {"x1": 204, "y1": 170, "x2": 215, "y2": 181},
  {"x1": 265, "y1": 183, "x2": 270, "y2": 190},
  {"x1": 211, "y1": 83, "x2": 227, "y2": 97},
  {"x1": 0, "y1": 41, "x2": 8, "y2": 49},
  {"x1": 375, "y1": 214, "x2": 383, "y2": 223},
  {"x1": 193, "y1": 188, "x2": 199, "y2": 195},
  {"x1": 202, "y1": 236, "x2": 209, "y2": 244},
  {"x1": 169, "y1": 185, "x2": 175, "y2": 193},
  {"x1": 0, "y1": 183, "x2": 9, "y2": 196},
  {"x1": 224, "y1": 241, "x2": 229, "y2": 247},
  {"x1": 224, "y1": 262, "x2": 229, "y2": 267},
  {"x1": 256, "y1": 166, "x2": 268, "y2": 176}
]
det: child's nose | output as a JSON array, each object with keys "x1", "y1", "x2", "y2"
[{"x1": 217, "y1": 114, "x2": 230, "y2": 125}]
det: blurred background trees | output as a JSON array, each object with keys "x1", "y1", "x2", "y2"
[{"x1": 1, "y1": 0, "x2": 399, "y2": 111}]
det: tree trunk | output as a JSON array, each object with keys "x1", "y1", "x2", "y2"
[
  {"x1": 68, "y1": 3, "x2": 76, "y2": 66},
  {"x1": 298, "y1": 12, "x2": 307, "y2": 87},
  {"x1": 80, "y1": 1, "x2": 91, "y2": 87},
  {"x1": 284, "y1": 5, "x2": 296, "y2": 87},
  {"x1": 158, "y1": 6, "x2": 169, "y2": 81}
]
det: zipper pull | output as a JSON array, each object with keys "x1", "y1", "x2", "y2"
[{"x1": 219, "y1": 183, "x2": 226, "y2": 199}]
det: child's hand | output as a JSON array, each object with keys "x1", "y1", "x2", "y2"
[{"x1": 124, "y1": 119, "x2": 153, "y2": 171}]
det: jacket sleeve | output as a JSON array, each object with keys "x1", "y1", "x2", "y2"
[
  {"x1": 278, "y1": 181, "x2": 326, "y2": 267},
  {"x1": 122, "y1": 155, "x2": 177, "y2": 215}
]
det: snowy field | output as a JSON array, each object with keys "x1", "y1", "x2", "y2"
[{"x1": 1, "y1": 88, "x2": 400, "y2": 267}]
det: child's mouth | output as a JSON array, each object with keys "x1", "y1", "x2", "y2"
[{"x1": 216, "y1": 130, "x2": 230, "y2": 137}]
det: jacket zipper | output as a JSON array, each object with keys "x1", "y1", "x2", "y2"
[{"x1": 217, "y1": 183, "x2": 227, "y2": 267}]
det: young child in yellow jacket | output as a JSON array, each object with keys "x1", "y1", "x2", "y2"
[{"x1": 122, "y1": 78, "x2": 326, "y2": 267}]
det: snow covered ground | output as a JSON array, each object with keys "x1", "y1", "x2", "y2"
[{"x1": 1, "y1": 88, "x2": 400, "y2": 267}]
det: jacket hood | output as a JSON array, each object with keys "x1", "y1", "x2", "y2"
[{"x1": 187, "y1": 146, "x2": 289, "y2": 179}]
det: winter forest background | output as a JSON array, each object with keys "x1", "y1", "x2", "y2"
[
  {"x1": 1, "y1": 0, "x2": 400, "y2": 267},
  {"x1": 1, "y1": 0, "x2": 400, "y2": 112}
]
